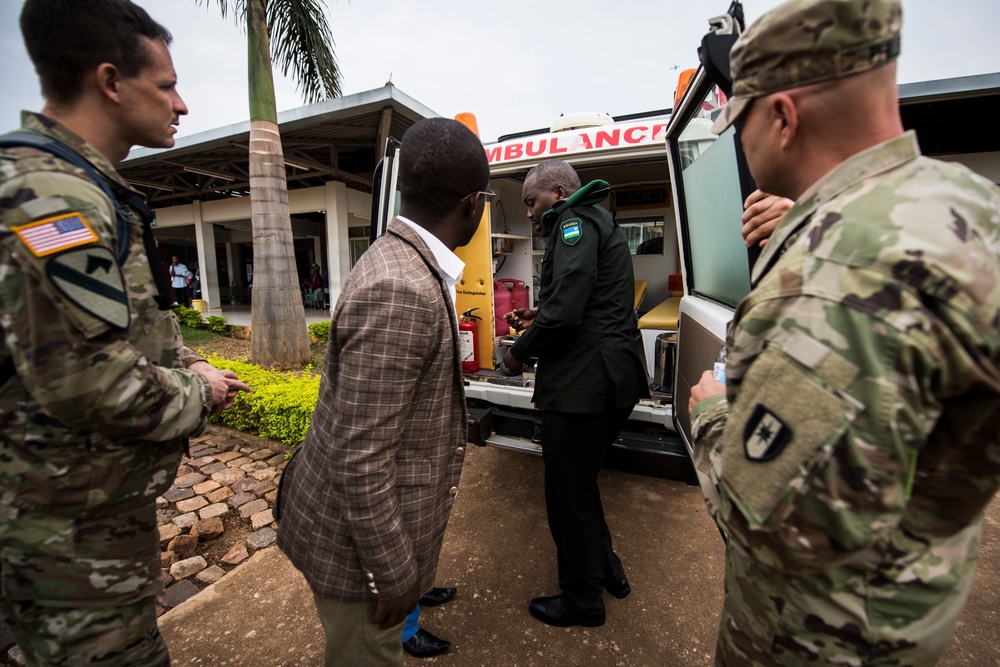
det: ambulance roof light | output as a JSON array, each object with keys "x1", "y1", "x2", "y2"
[
  {"x1": 550, "y1": 112, "x2": 614, "y2": 133},
  {"x1": 454, "y1": 112, "x2": 481, "y2": 139}
]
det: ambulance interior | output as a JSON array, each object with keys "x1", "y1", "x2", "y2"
[{"x1": 468, "y1": 157, "x2": 681, "y2": 388}]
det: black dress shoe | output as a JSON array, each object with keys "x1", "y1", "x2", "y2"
[
  {"x1": 528, "y1": 595, "x2": 605, "y2": 628},
  {"x1": 403, "y1": 628, "x2": 451, "y2": 658},
  {"x1": 419, "y1": 586, "x2": 457, "y2": 607},
  {"x1": 603, "y1": 575, "x2": 631, "y2": 599}
]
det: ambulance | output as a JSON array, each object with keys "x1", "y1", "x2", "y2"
[
  {"x1": 372, "y1": 1, "x2": 1000, "y2": 480},
  {"x1": 372, "y1": 105, "x2": 695, "y2": 480}
]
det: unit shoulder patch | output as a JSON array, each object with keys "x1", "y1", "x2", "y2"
[
  {"x1": 743, "y1": 404, "x2": 792, "y2": 462},
  {"x1": 12, "y1": 212, "x2": 97, "y2": 257},
  {"x1": 47, "y1": 246, "x2": 129, "y2": 329},
  {"x1": 560, "y1": 218, "x2": 583, "y2": 246}
]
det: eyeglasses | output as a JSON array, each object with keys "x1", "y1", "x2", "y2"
[{"x1": 460, "y1": 189, "x2": 497, "y2": 203}]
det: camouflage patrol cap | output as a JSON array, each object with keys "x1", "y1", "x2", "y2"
[{"x1": 711, "y1": 0, "x2": 902, "y2": 134}]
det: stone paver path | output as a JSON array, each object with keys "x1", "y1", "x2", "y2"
[{"x1": 154, "y1": 426, "x2": 290, "y2": 614}]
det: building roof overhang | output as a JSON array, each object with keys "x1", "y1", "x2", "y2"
[{"x1": 119, "y1": 85, "x2": 439, "y2": 207}]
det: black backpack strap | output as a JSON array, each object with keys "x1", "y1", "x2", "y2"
[{"x1": 0, "y1": 130, "x2": 172, "y2": 310}]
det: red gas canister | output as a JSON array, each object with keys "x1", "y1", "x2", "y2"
[
  {"x1": 459, "y1": 308, "x2": 481, "y2": 373},
  {"x1": 493, "y1": 281, "x2": 513, "y2": 336},
  {"x1": 508, "y1": 279, "x2": 529, "y2": 312}
]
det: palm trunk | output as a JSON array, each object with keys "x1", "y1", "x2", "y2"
[{"x1": 247, "y1": 0, "x2": 310, "y2": 369}]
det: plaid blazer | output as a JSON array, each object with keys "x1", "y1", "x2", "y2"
[{"x1": 277, "y1": 218, "x2": 468, "y2": 601}]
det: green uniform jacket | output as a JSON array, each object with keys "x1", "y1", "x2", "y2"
[
  {"x1": 691, "y1": 132, "x2": 1000, "y2": 666},
  {"x1": 0, "y1": 112, "x2": 212, "y2": 607},
  {"x1": 510, "y1": 183, "x2": 648, "y2": 413}
]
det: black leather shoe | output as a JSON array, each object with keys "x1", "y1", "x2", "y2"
[
  {"x1": 528, "y1": 595, "x2": 605, "y2": 628},
  {"x1": 419, "y1": 586, "x2": 457, "y2": 607},
  {"x1": 603, "y1": 575, "x2": 631, "y2": 599},
  {"x1": 402, "y1": 628, "x2": 451, "y2": 658}
]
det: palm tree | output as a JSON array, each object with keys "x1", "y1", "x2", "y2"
[{"x1": 197, "y1": 0, "x2": 341, "y2": 369}]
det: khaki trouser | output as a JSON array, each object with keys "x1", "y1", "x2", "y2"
[{"x1": 312, "y1": 593, "x2": 405, "y2": 667}]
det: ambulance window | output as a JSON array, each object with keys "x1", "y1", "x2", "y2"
[
  {"x1": 622, "y1": 216, "x2": 665, "y2": 255},
  {"x1": 676, "y1": 104, "x2": 751, "y2": 307}
]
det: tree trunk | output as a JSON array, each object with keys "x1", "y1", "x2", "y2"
[{"x1": 247, "y1": 0, "x2": 311, "y2": 369}]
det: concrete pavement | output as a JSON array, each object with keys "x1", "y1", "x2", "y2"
[{"x1": 158, "y1": 440, "x2": 1000, "y2": 666}]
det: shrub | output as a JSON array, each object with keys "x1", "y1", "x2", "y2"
[
  {"x1": 206, "y1": 315, "x2": 229, "y2": 335},
  {"x1": 202, "y1": 354, "x2": 319, "y2": 447},
  {"x1": 173, "y1": 306, "x2": 205, "y2": 329},
  {"x1": 308, "y1": 320, "x2": 331, "y2": 345}
]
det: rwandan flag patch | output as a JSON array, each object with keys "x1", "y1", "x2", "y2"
[
  {"x1": 13, "y1": 212, "x2": 98, "y2": 257},
  {"x1": 560, "y1": 218, "x2": 582, "y2": 245}
]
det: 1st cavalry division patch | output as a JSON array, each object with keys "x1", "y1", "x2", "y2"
[
  {"x1": 560, "y1": 218, "x2": 582, "y2": 246},
  {"x1": 13, "y1": 212, "x2": 98, "y2": 257},
  {"x1": 47, "y1": 246, "x2": 130, "y2": 329}
]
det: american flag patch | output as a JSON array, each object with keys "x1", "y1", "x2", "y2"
[{"x1": 13, "y1": 213, "x2": 98, "y2": 257}]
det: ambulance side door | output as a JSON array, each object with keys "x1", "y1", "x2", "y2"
[{"x1": 666, "y1": 66, "x2": 758, "y2": 458}]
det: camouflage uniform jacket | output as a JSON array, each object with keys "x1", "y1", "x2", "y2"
[
  {"x1": 0, "y1": 112, "x2": 212, "y2": 606},
  {"x1": 691, "y1": 131, "x2": 1000, "y2": 666}
]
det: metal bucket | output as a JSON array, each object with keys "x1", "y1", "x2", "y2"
[{"x1": 653, "y1": 332, "x2": 677, "y2": 395}]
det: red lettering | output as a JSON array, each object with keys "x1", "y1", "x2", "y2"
[
  {"x1": 624, "y1": 126, "x2": 647, "y2": 144},
  {"x1": 503, "y1": 143, "x2": 524, "y2": 161},
  {"x1": 577, "y1": 134, "x2": 594, "y2": 150},
  {"x1": 651, "y1": 123, "x2": 668, "y2": 141},
  {"x1": 595, "y1": 129, "x2": 620, "y2": 148},
  {"x1": 549, "y1": 137, "x2": 568, "y2": 154},
  {"x1": 486, "y1": 146, "x2": 502, "y2": 163},
  {"x1": 525, "y1": 139, "x2": 547, "y2": 157}
]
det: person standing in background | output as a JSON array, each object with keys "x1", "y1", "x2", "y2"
[{"x1": 170, "y1": 254, "x2": 191, "y2": 307}]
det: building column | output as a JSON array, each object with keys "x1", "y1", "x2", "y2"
[
  {"x1": 324, "y1": 181, "x2": 350, "y2": 309},
  {"x1": 192, "y1": 201, "x2": 221, "y2": 313},
  {"x1": 312, "y1": 236, "x2": 323, "y2": 269},
  {"x1": 225, "y1": 242, "x2": 238, "y2": 288}
]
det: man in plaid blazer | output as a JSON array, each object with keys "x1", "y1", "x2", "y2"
[{"x1": 276, "y1": 118, "x2": 490, "y2": 666}]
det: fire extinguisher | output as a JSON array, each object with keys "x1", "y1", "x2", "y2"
[{"x1": 459, "y1": 308, "x2": 481, "y2": 373}]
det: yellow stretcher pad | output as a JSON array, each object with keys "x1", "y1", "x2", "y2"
[{"x1": 637, "y1": 295, "x2": 681, "y2": 330}]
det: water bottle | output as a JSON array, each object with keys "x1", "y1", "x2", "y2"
[{"x1": 713, "y1": 346, "x2": 727, "y2": 383}]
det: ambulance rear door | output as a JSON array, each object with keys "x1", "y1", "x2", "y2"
[
  {"x1": 665, "y1": 10, "x2": 759, "y2": 458},
  {"x1": 370, "y1": 138, "x2": 402, "y2": 243}
]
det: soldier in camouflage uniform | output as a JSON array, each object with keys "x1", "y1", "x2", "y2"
[
  {"x1": 0, "y1": 1, "x2": 250, "y2": 665},
  {"x1": 689, "y1": 0, "x2": 1000, "y2": 665}
]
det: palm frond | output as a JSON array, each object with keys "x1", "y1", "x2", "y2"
[
  {"x1": 267, "y1": 0, "x2": 342, "y2": 104},
  {"x1": 193, "y1": 0, "x2": 248, "y2": 24}
]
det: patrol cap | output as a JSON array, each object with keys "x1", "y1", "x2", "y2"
[{"x1": 711, "y1": 0, "x2": 902, "y2": 134}]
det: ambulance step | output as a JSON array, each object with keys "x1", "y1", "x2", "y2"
[{"x1": 484, "y1": 434, "x2": 543, "y2": 456}]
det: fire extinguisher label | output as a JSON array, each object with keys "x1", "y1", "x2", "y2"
[{"x1": 459, "y1": 330, "x2": 475, "y2": 363}]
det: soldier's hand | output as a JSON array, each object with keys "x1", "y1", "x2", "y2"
[
  {"x1": 217, "y1": 370, "x2": 252, "y2": 412},
  {"x1": 689, "y1": 371, "x2": 725, "y2": 412},
  {"x1": 371, "y1": 579, "x2": 421, "y2": 630},
  {"x1": 742, "y1": 190, "x2": 793, "y2": 248},
  {"x1": 189, "y1": 362, "x2": 251, "y2": 412}
]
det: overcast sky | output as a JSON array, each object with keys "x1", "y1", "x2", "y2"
[{"x1": 2, "y1": 0, "x2": 999, "y2": 145}]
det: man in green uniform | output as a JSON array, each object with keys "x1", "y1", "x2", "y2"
[
  {"x1": 0, "y1": 1, "x2": 250, "y2": 665},
  {"x1": 502, "y1": 159, "x2": 648, "y2": 627},
  {"x1": 689, "y1": 0, "x2": 1000, "y2": 665}
]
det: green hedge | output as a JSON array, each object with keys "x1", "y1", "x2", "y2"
[
  {"x1": 308, "y1": 320, "x2": 331, "y2": 344},
  {"x1": 202, "y1": 354, "x2": 319, "y2": 447}
]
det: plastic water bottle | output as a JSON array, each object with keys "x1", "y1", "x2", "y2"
[{"x1": 713, "y1": 346, "x2": 727, "y2": 384}]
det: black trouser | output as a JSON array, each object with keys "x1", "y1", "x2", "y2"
[
  {"x1": 540, "y1": 406, "x2": 633, "y2": 613},
  {"x1": 173, "y1": 286, "x2": 189, "y2": 307}
]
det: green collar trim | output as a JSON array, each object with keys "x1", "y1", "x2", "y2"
[{"x1": 541, "y1": 180, "x2": 611, "y2": 232}]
